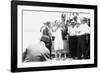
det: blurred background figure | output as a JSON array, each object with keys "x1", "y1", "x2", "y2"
[
  {"x1": 23, "y1": 35, "x2": 51, "y2": 62},
  {"x1": 86, "y1": 18, "x2": 90, "y2": 59}
]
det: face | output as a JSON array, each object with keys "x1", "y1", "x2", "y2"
[
  {"x1": 76, "y1": 23, "x2": 80, "y2": 27},
  {"x1": 71, "y1": 19, "x2": 76, "y2": 26},
  {"x1": 45, "y1": 41, "x2": 51, "y2": 49},
  {"x1": 81, "y1": 20, "x2": 86, "y2": 24}
]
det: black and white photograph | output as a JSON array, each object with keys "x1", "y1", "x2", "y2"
[
  {"x1": 11, "y1": 1, "x2": 97, "y2": 72},
  {"x1": 22, "y1": 11, "x2": 91, "y2": 62}
]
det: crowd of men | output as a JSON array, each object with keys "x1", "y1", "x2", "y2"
[{"x1": 23, "y1": 12, "x2": 90, "y2": 62}]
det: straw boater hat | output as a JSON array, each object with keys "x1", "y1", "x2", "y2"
[
  {"x1": 44, "y1": 21, "x2": 50, "y2": 25},
  {"x1": 70, "y1": 18, "x2": 75, "y2": 23},
  {"x1": 82, "y1": 17, "x2": 88, "y2": 22},
  {"x1": 80, "y1": 17, "x2": 88, "y2": 23},
  {"x1": 44, "y1": 21, "x2": 51, "y2": 28}
]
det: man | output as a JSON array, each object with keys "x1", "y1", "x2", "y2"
[
  {"x1": 40, "y1": 21, "x2": 52, "y2": 39},
  {"x1": 23, "y1": 35, "x2": 51, "y2": 62},
  {"x1": 76, "y1": 17, "x2": 90, "y2": 59},
  {"x1": 68, "y1": 19, "x2": 77, "y2": 59},
  {"x1": 40, "y1": 21, "x2": 52, "y2": 58}
]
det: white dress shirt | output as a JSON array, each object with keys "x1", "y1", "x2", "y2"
[
  {"x1": 68, "y1": 25, "x2": 77, "y2": 36},
  {"x1": 76, "y1": 23, "x2": 90, "y2": 36}
]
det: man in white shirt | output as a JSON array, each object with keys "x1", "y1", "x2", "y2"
[
  {"x1": 68, "y1": 19, "x2": 78, "y2": 59},
  {"x1": 76, "y1": 17, "x2": 90, "y2": 59}
]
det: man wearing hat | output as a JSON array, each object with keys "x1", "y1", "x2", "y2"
[{"x1": 40, "y1": 21, "x2": 52, "y2": 58}]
